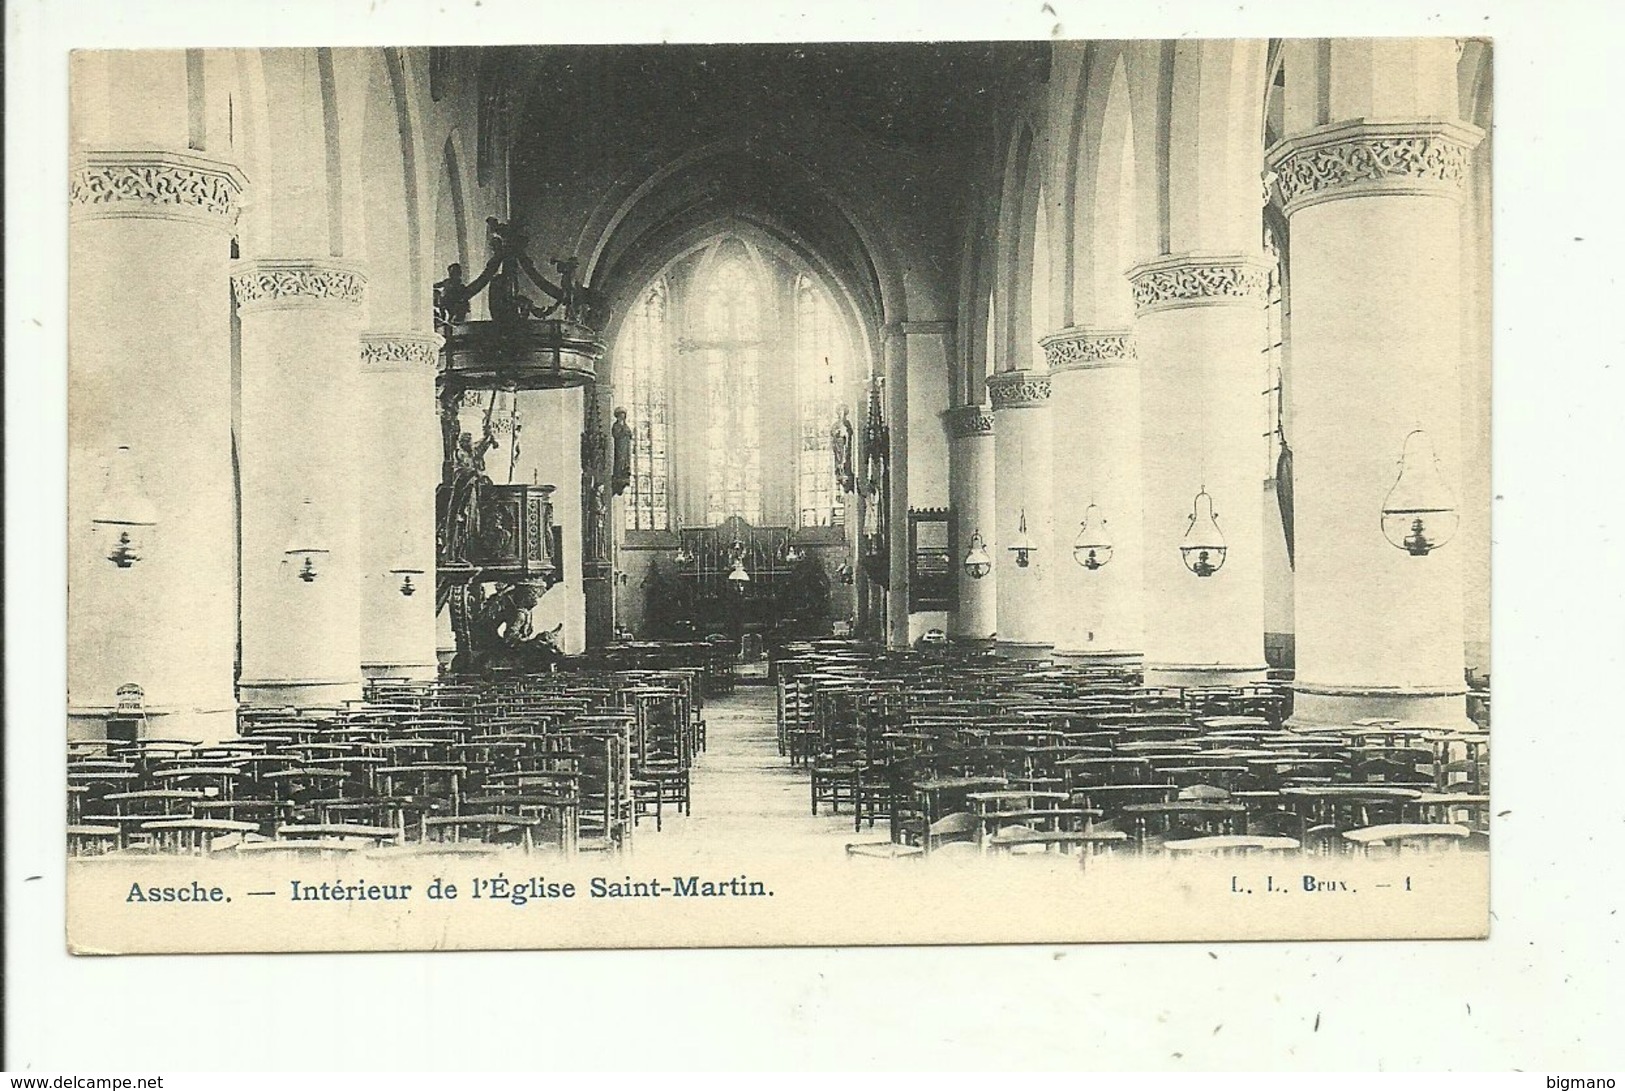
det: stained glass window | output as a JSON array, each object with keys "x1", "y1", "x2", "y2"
[
  {"x1": 795, "y1": 274, "x2": 849, "y2": 528},
  {"x1": 621, "y1": 279, "x2": 670, "y2": 530},
  {"x1": 700, "y1": 249, "x2": 765, "y2": 525}
]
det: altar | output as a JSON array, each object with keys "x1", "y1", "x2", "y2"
[{"x1": 640, "y1": 516, "x2": 839, "y2": 647}]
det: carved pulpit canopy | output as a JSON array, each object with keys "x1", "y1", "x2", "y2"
[{"x1": 434, "y1": 218, "x2": 609, "y2": 396}]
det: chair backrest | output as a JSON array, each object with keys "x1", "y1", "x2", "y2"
[
  {"x1": 927, "y1": 811, "x2": 978, "y2": 848},
  {"x1": 1355, "y1": 759, "x2": 1431, "y2": 785},
  {"x1": 1249, "y1": 809, "x2": 1300, "y2": 837}
]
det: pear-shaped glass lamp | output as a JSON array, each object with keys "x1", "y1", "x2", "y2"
[
  {"x1": 1072, "y1": 504, "x2": 1113, "y2": 571},
  {"x1": 1381, "y1": 428, "x2": 1459, "y2": 556},
  {"x1": 284, "y1": 496, "x2": 331, "y2": 584},
  {"x1": 1007, "y1": 509, "x2": 1037, "y2": 568},
  {"x1": 963, "y1": 529, "x2": 992, "y2": 580},
  {"x1": 1180, "y1": 488, "x2": 1227, "y2": 578},
  {"x1": 92, "y1": 444, "x2": 159, "y2": 568}
]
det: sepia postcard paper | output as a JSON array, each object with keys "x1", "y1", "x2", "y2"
[{"x1": 64, "y1": 35, "x2": 1492, "y2": 954}]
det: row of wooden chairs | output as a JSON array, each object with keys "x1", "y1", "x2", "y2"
[
  {"x1": 69, "y1": 666, "x2": 711, "y2": 858},
  {"x1": 777, "y1": 643, "x2": 1488, "y2": 861}
]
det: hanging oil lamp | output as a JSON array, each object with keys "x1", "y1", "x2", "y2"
[
  {"x1": 284, "y1": 496, "x2": 330, "y2": 584},
  {"x1": 671, "y1": 514, "x2": 695, "y2": 567},
  {"x1": 388, "y1": 534, "x2": 424, "y2": 597},
  {"x1": 1180, "y1": 488, "x2": 1226, "y2": 578},
  {"x1": 1381, "y1": 428, "x2": 1459, "y2": 556},
  {"x1": 963, "y1": 528, "x2": 992, "y2": 580},
  {"x1": 1008, "y1": 509, "x2": 1037, "y2": 568},
  {"x1": 92, "y1": 444, "x2": 158, "y2": 568},
  {"x1": 727, "y1": 539, "x2": 752, "y2": 590},
  {"x1": 1072, "y1": 503, "x2": 1113, "y2": 571}
]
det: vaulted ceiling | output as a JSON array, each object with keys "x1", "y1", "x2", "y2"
[{"x1": 507, "y1": 42, "x2": 1050, "y2": 328}]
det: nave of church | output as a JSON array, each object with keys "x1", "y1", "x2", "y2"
[{"x1": 66, "y1": 39, "x2": 1493, "y2": 866}]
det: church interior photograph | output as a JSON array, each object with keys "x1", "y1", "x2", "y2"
[{"x1": 65, "y1": 38, "x2": 1492, "y2": 868}]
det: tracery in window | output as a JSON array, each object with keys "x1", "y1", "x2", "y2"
[
  {"x1": 698, "y1": 246, "x2": 765, "y2": 525},
  {"x1": 619, "y1": 278, "x2": 670, "y2": 530},
  {"x1": 794, "y1": 275, "x2": 849, "y2": 528}
]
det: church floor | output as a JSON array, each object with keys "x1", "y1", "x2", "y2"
[{"x1": 627, "y1": 684, "x2": 875, "y2": 863}]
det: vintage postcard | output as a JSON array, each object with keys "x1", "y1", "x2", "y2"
[{"x1": 65, "y1": 37, "x2": 1492, "y2": 954}]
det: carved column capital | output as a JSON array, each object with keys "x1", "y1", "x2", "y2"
[
  {"x1": 942, "y1": 404, "x2": 995, "y2": 440},
  {"x1": 1127, "y1": 254, "x2": 1271, "y2": 316},
  {"x1": 359, "y1": 332, "x2": 443, "y2": 373},
  {"x1": 1039, "y1": 327, "x2": 1138, "y2": 373},
  {"x1": 986, "y1": 369, "x2": 1052, "y2": 411},
  {"x1": 1266, "y1": 118, "x2": 1485, "y2": 216},
  {"x1": 70, "y1": 147, "x2": 247, "y2": 228},
  {"x1": 232, "y1": 258, "x2": 367, "y2": 314}
]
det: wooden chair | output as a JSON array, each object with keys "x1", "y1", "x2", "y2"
[
  {"x1": 1162, "y1": 834, "x2": 1300, "y2": 856},
  {"x1": 67, "y1": 824, "x2": 122, "y2": 857},
  {"x1": 423, "y1": 814, "x2": 538, "y2": 852},
  {"x1": 632, "y1": 766, "x2": 690, "y2": 831},
  {"x1": 1342, "y1": 823, "x2": 1470, "y2": 856},
  {"x1": 844, "y1": 840, "x2": 925, "y2": 861},
  {"x1": 925, "y1": 811, "x2": 979, "y2": 853}
]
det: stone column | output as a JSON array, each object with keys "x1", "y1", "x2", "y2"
[
  {"x1": 1128, "y1": 256, "x2": 1271, "y2": 687},
  {"x1": 1042, "y1": 327, "x2": 1143, "y2": 664},
  {"x1": 1267, "y1": 119, "x2": 1483, "y2": 726},
  {"x1": 358, "y1": 332, "x2": 441, "y2": 682},
  {"x1": 900, "y1": 322, "x2": 953, "y2": 641},
  {"x1": 883, "y1": 327, "x2": 910, "y2": 648},
  {"x1": 234, "y1": 259, "x2": 368, "y2": 707},
  {"x1": 582, "y1": 381, "x2": 615, "y2": 651},
  {"x1": 943, "y1": 405, "x2": 996, "y2": 643},
  {"x1": 512, "y1": 387, "x2": 587, "y2": 655},
  {"x1": 987, "y1": 370, "x2": 1054, "y2": 658},
  {"x1": 68, "y1": 149, "x2": 246, "y2": 743}
]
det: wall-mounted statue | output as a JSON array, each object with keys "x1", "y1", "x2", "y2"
[
  {"x1": 440, "y1": 419, "x2": 499, "y2": 565},
  {"x1": 611, "y1": 408, "x2": 633, "y2": 496},
  {"x1": 586, "y1": 481, "x2": 609, "y2": 569},
  {"x1": 830, "y1": 404, "x2": 855, "y2": 494}
]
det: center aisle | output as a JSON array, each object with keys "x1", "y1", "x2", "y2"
[{"x1": 636, "y1": 684, "x2": 869, "y2": 861}]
